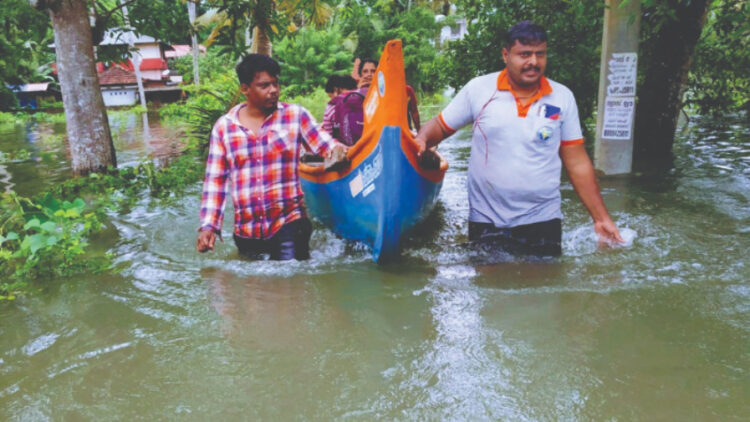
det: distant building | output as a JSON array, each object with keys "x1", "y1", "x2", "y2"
[
  {"x1": 165, "y1": 44, "x2": 206, "y2": 61},
  {"x1": 7, "y1": 83, "x2": 60, "y2": 109},
  {"x1": 98, "y1": 65, "x2": 139, "y2": 107},
  {"x1": 435, "y1": 16, "x2": 469, "y2": 45},
  {"x1": 48, "y1": 28, "x2": 190, "y2": 107}
]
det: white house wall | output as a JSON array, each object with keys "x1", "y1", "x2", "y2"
[
  {"x1": 136, "y1": 44, "x2": 162, "y2": 59},
  {"x1": 102, "y1": 89, "x2": 137, "y2": 107},
  {"x1": 141, "y1": 70, "x2": 163, "y2": 81}
]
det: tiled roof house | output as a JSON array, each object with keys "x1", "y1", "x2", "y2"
[{"x1": 98, "y1": 64, "x2": 139, "y2": 106}]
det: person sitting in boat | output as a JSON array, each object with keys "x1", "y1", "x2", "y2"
[
  {"x1": 321, "y1": 74, "x2": 357, "y2": 139},
  {"x1": 333, "y1": 58, "x2": 420, "y2": 145},
  {"x1": 329, "y1": 58, "x2": 382, "y2": 146},
  {"x1": 357, "y1": 58, "x2": 378, "y2": 89},
  {"x1": 415, "y1": 20, "x2": 623, "y2": 256},
  {"x1": 356, "y1": 58, "x2": 421, "y2": 132},
  {"x1": 324, "y1": 75, "x2": 339, "y2": 99},
  {"x1": 196, "y1": 54, "x2": 348, "y2": 260}
]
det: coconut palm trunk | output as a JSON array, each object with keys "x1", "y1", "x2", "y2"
[{"x1": 249, "y1": 25, "x2": 272, "y2": 56}]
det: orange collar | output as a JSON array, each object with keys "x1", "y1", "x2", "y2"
[{"x1": 496, "y1": 69, "x2": 552, "y2": 117}]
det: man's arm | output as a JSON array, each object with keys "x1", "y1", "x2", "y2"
[
  {"x1": 196, "y1": 124, "x2": 229, "y2": 252},
  {"x1": 560, "y1": 144, "x2": 623, "y2": 243},
  {"x1": 414, "y1": 115, "x2": 455, "y2": 159},
  {"x1": 298, "y1": 106, "x2": 348, "y2": 161}
]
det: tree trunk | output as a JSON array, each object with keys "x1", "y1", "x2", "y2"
[
  {"x1": 250, "y1": 26, "x2": 272, "y2": 56},
  {"x1": 633, "y1": 0, "x2": 710, "y2": 170},
  {"x1": 49, "y1": 0, "x2": 116, "y2": 175}
]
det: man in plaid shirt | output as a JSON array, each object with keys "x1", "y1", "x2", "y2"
[{"x1": 196, "y1": 54, "x2": 347, "y2": 260}]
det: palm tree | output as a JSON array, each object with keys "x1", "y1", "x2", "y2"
[{"x1": 197, "y1": 0, "x2": 332, "y2": 57}]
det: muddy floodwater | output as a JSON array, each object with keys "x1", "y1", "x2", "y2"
[{"x1": 1, "y1": 111, "x2": 748, "y2": 420}]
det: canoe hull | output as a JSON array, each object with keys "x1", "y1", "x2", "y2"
[
  {"x1": 300, "y1": 125, "x2": 442, "y2": 262},
  {"x1": 299, "y1": 40, "x2": 448, "y2": 263}
]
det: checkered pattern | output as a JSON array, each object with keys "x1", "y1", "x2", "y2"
[{"x1": 200, "y1": 102, "x2": 335, "y2": 239}]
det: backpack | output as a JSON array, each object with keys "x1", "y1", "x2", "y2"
[{"x1": 332, "y1": 89, "x2": 366, "y2": 146}]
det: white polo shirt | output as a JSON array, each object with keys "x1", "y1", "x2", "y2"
[{"x1": 439, "y1": 70, "x2": 584, "y2": 228}]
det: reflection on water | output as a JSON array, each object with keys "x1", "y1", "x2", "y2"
[
  {"x1": 0, "y1": 111, "x2": 183, "y2": 196},
  {"x1": 205, "y1": 267, "x2": 346, "y2": 350},
  {"x1": 0, "y1": 113, "x2": 748, "y2": 419}
]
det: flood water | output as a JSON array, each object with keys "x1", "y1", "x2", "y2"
[{"x1": 1, "y1": 111, "x2": 748, "y2": 420}]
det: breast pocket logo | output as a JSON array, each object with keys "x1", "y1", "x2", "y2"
[{"x1": 537, "y1": 125, "x2": 554, "y2": 142}]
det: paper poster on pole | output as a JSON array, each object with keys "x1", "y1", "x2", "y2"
[
  {"x1": 601, "y1": 96, "x2": 635, "y2": 139},
  {"x1": 601, "y1": 52, "x2": 637, "y2": 140},
  {"x1": 606, "y1": 53, "x2": 637, "y2": 96}
]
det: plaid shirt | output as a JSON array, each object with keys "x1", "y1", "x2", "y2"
[{"x1": 200, "y1": 102, "x2": 336, "y2": 239}]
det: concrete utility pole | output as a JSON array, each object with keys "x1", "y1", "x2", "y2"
[
  {"x1": 594, "y1": 0, "x2": 641, "y2": 175},
  {"x1": 121, "y1": 1, "x2": 147, "y2": 109},
  {"x1": 188, "y1": 1, "x2": 200, "y2": 86}
]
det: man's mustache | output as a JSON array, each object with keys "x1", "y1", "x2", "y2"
[{"x1": 522, "y1": 66, "x2": 541, "y2": 73}]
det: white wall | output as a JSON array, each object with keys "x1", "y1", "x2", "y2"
[
  {"x1": 141, "y1": 70, "x2": 164, "y2": 81},
  {"x1": 437, "y1": 18, "x2": 468, "y2": 44},
  {"x1": 102, "y1": 88, "x2": 137, "y2": 107},
  {"x1": 136, "y1": 43, "x2": 162, "y2": 59}
]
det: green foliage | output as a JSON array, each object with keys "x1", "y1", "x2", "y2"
[
  {"x1": 443, "y1": 0, "x2": 604, "y2": 122},
  {"x1": 337, "y1": 0, "x2": 385, "y2": 59},
  {"x1": 160, "y1": 68, "x2": 241, "y2": 152},
  {"x1": 0, "y1": 88, "x2": 19, "y2": 111},
  {"x1": 284, "y1": 87, "x2": 330, "y2": 121},
  {"x1": 199, "y1": 0, "x2": 293, "y2": 59},
  {"x1": 0, "y1": 192, "x2": 110, "y2": 299},
  {"x1": 126, "y1": 0, "x2": 195, "y2": 45},
  {"x1": 0, "y1": 149, "x2": 32, "y2": 164},
  {"x1": 0, "y1": 111, "x2": 23, "y2": 126},
  {"x1": 382, "y1": 6, "x2": 440, "y2": 91},
  {"x1": 173, "y1": 48, "x2": 237, "y2": 85},
  {"x1": 25, "y1": 112, "x2": 67, "y2": 125},
  {"x1": 38, "y1": 99, "x2": 64, "y2": 109},
  {"x1": 49, "y1": 153, "x2": 205, "y2": 201},
  {"x1": 275, "y1": 27, "x2": 354, "y2": 97},
  {"x1": 0, "y1": 0, "x2": 55, "y2": 111},
  {"x1": 684, "y1": 0, "x2": 750, "y2": 114},
  {"x1": 337, "y1": 1, "x2": 441, "y2": 92}
]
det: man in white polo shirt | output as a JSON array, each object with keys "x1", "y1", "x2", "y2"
[{"x1": 415, "y1": 21, "x2": 623, "y2": 256}]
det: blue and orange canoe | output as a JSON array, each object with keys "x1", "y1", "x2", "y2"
[{"x1": 299, "y1": 40, "x2": 449, "y2": 263}]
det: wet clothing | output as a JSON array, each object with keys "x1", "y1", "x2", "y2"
[
  {"x1": 200, "y1": 102, "x2": 336, "y2": 242},
  {"x1": 468, "y1": 218, "x2": 562, "y2": 257},
  {"x1": 439, "y1": 69, "x2": 584, "y2": 232},
  {"x1": 233, "y1": 218, "x2": 312, "y2": 260}
]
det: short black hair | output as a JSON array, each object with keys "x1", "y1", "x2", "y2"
[
  {"x1": 358, "y1": 58, "x2": 378, "y2": 76},
  {"x1": 325, "y1": 75, "x2": 340, "y2": 93},
  {"x1": 505, "y1": 21, "x2": 547, "y2": 50},
  {"x1": 236, "y1": 54, "x2": 280, "y2": 85},
  {"x1": 338, "y1": 75, "x2": 357, "y2": 90}
]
